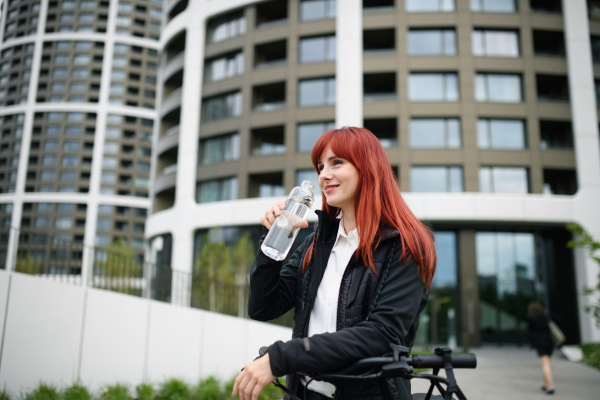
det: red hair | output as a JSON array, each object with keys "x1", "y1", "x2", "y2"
[{"x1": 302, "y1": 127, "x2": 436, "y2": 289}]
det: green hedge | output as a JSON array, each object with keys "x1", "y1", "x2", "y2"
[
  {"x1": 1, "y1": 377, "x2": 285, "y2": 400},
  {"x1": 580, "y1": 343, "x2": 600, "y2": 370}
]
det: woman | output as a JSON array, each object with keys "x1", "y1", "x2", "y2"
[
  {"x1": 233, "y1": 127, "x2": 436, "y2": 400},
  {"x1": 528, "y1": 302, "x2": 556, "y2": 395}
]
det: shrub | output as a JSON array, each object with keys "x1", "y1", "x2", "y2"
[
  {"x1": 136, "y1": 383, "x2": 154, "y2": 400},
  {"x1": 99, "y1": 384, "x2": 131, "y2": 400},
  {"x1": 0, "y1": 390, "x2": 9, "y2": 400},
  {"x1": 63, "y1": 384, "x2": 92, "y2": 400},
  {"x1": 580, "y1": 343, "x2": 600, "y2": 370},
  {"x1": 194, "y1": 377, "x2": 223, "y2": 400},
  {"x1": 257, "y1": 378, "x2": 284, "y2": 400},
  {"x1": 25, "y1": 383, "x2": 60, "y2": 400},
  {"x1": 157, "y1": 379, "x2": 189, "y2": 400}
]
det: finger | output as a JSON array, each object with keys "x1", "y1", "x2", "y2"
[
  {"x1": 278, "y1": 198, "x2": 286, "y2": 209},
  {"x1": 266, "y1": 209, "x2": 276, "y2": 226},
  {"x1": 301, "y1": 220, "x2": 309, "y2": 229},
  {"x1": 271, "y1": 204, "x2": 282, "y2": 217},
  {"x1": 239, "y1": 372, "x2": 253, "y2": 400},
  {"x1": 233, "y1": 371, "x2": 244, "y2": 397},
  {"x1": 252, "y1": 381, "x2": 265, "y2": 400},
  {"x1": 260, "y1": 214, "x2": 271, "y2": 230},
  {"x1": 243, "y1": 378, "x2": 258, "y2": 400}
]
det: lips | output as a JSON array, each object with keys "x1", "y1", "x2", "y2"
[{"x1": 324, "y1": 184, "x2": 340, "y2": 193}]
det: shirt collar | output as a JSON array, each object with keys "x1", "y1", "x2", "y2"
[{"x1": 334, "y1": 218, "x2": 360, "y2": 248}]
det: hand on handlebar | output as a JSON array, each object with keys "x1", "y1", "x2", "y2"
[
  {"x1": 260, "y1": 198, "x2": 309, "y2": 230},
  {"x1": 233, "y1": 354, "x2": 276, "y2": 400}
]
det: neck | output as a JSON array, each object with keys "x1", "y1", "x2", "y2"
[{"x1": 341, "y1": 206, "x2": 356, "y2": 234}]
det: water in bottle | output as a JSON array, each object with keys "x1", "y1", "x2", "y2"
[{"x1": 261, "y1": 180, "x2": 316, "y2": 261}]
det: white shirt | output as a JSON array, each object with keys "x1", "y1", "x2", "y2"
[{"x1": 303, "y1": 219, "x2": 360, "y2": 397}]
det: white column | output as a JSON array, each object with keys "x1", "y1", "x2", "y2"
[
  {"x1": 563, "y1": 0, "x2": 600, "y2": 343},
  {"x1": 335, "y1": 0, "x2": 363, "y2": 127}
]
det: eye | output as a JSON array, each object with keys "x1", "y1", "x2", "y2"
[
  {"x1": 333, "y1": 159, "x2": 343, "y2": 166},
  {"x1": 318, "y1": 164, "x2": 324, "y2": 171}
]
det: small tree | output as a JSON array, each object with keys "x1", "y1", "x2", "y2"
[
  {"x1": 96, "y1": 238, "x2": 141, "y2": 295},
  {"x1": 567, "y1": 223, "x2": 600, "y2": 327},
  {"x1": 194, "y1": 235, "x2": 232, "y2": 313},
  {"x1": 232, "y1": 232, "x2": 255, "y2": 318},
  {"x1": 14, "y1": 254, "x2": 43, "y2": 275}
]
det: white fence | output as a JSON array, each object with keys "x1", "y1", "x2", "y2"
[{"x1": 0, "y1": 270, "x2": 291, "y2": 395}]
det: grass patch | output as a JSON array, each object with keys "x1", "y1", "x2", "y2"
[
  {"x1": 580, "y1": 343, "x2": 600, "y2": 370},
  {"x1": 100, "y1": 384, "x2": 131, "y2": 400},
  {"x1": 63, "y1": 384, "x2": 92, "y2": 400},
  {"x1": 25, "y1": 384, "x2": 60, "y2": 400},
  {"x1": 136, "y1": 383, "x2": 154, "y2": 400}
]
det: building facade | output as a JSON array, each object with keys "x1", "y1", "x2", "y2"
[
  {"x1": 148, "y1": 0, "x2": 600, "y2": 347},
  {"x1": 0, "y1": 0, "x2": 161, "y2": 281}
]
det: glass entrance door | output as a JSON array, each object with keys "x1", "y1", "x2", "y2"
[
  {"x1": 415, "y1": 231, "x2": 459, "y2": 347},
  {"x1": 476, "y1": 232, "x2": 545, "y2": 345}
]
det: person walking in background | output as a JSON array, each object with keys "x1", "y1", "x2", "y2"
[{"x1": 528, "y1": 301, "x2": 556, "y2": 395}]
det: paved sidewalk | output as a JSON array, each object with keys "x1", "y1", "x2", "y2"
[{"x1": 411, "y1": 347, "x2": 600, "y2": 399}]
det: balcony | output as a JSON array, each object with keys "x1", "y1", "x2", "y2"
[
  {"x1": 157, "y1": 126, "x2": 179, "y2": 155},
  {"x1": 164, "y1": 31, "x2": 186, "y2": 64},
  {"x1": 364, "y1": 28, "x2": 395, "y2": 56},
  {"x1": 536, "y1": 74, "x2": 569, "y2": 102},
  {"x1": 251, "y1": 126, "x2": 285, "y2": 156},
  {"x1": 364, "y1": 73, "x2": 397, "y2": 102},
  {"x1": 163, "y1": 51, "x2": 185, "y2": 82},
  {"x1": 154, "y1": 169, "x2": 177, "y2": 194},
  {"x1": 539, "y1": 120, "x2": 573, "y2": 149},
  {"x1": 254, "y1": 39, "x2": 287, "y2": 69},
  {"x1": 533, "y1": 30, "x2": 565, "y2": 58},
  {"x1": 248, "y1": 172, "x2": 284, "y2": 198},
  {"x1": 543, "y1": 169, "x2": 577, "y2": 195},
  {"x1": 363, "y1": 0, "x2": 395, "y2": 13},
  {"x1": 256, "y1": 0, "x2": 288, "y2": 28},
  {"x1": 160, "y1": 87, "x2": 183, "y2": 117},
  {"x1": 253, "y1": 82, "x2": 286, "y2": 112},
  {"x1": 363, "y1": 118, "x2": 398, "y2": 148},
  {"x1": 167, "y1": 0, "x2": 188, "y2": 21}
]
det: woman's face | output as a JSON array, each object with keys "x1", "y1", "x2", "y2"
[{"x1": 317, "y1": 146, "x2": 360, "y2": 211}]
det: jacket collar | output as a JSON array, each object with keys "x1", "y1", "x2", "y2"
[{"x1": 314, "y1": 209, "x2": 399, "y2": 244}]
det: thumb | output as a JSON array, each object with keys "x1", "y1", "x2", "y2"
[{"x1": 302, "y1": 221, "x2": 309, "y2": 229}]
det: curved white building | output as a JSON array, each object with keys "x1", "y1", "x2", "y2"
[
  {"x1": 0, "y1": 0, "x2": 161, "y2": 282},
  {"x1": 149, "y1": 0, "x2": 600, "y2": 346}
]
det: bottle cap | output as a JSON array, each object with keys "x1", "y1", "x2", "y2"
[{"x1": 301, "y1": 180, "x2": 315, "y2": 192}]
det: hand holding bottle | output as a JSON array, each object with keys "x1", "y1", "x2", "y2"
[{"x1": 260, "y1": 198, "x2": 309, "y2": 230}]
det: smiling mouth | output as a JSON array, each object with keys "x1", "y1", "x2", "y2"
[{"x1": 324, "y1": 184, "x2": 340, "y2": 193}]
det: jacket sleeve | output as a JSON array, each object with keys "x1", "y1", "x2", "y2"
[
  {"x1": 267, "y1": 240, "x2": 426, "y2": 377},
  {"x1": 247, "y1": 227, "x2": 315, "y2": 322}
]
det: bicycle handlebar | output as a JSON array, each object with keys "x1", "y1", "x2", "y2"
[{"x1": 331, "y1": 353, "x2": 476, "y2": 375}]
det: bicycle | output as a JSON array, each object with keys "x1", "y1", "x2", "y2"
[{"x1": 254, "y1": 344, "x2": 477, "y2": 400}]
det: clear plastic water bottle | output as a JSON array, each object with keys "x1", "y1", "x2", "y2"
[{"x1": 261, "y1": 180, "x2": 316, "y2": 261}]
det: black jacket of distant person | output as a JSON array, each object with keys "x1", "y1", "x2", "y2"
[{"x1": 248, "y1": 210, "x2": 429, "y2": 400}]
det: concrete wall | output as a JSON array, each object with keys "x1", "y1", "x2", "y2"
[{"x1": 0, "y1": 270, "x2": 291, "y2": 395}]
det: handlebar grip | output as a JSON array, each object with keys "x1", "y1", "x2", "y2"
[{"x1": 411, "y1": 353, "x2": 477, "y2": 369}]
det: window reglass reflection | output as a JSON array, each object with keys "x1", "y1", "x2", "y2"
[
  {"x1": 477, "y1": 119, "x2": 526, "y2": 149},
  {"x1": 410, "y1": 118, "x2": 461, "y2": 148},
  {"x1": 297, "y1": 121, "x2": 335, "y2": 152},
  {"x1": 479, "y1": 167, "x2": 528, "y2": 193},
  {"x1": 300, "y1": 0, "x2": 336, "y2": 21},
  {"x1": 409, "y1": 73, "x2": 459, "y2": 101},
  {"x1": 411, "y1": 166, "x2": 463, "y2": 192},
  {"x1": 408, "y1": 30, "x2": 456, "y2": 55}
]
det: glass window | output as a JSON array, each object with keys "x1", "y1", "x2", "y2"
[
  {"x1": 113, "y1": 56, "x2": 127, "y2": 67},
  {"x1": 296, "y1": 169, "x2": 321, "y2": 195},
  {"x1": 44, "y1": 140, "x2": 59, "y2": 151},
  {"x1": 46, "y1": 125, "x2": 61, "y2": 136},
  {"x1": 42, "y1": 155, "x2": 57, "y2": 166},
  {"x1": 53, "y1": 68, "x2": 68, "y2": 78},
  {"x1": 205, "y1": 52, "x2": 244, "y2": 82},
  {"x1": 472, "y1": 30, "x2": 519, "y2": 57},
  {"x1": 410, "y1": 118, "x2": 461, "y2": 148},
  {"x1": 299, "y1": 35, "x2": 336, "y2": 63},
  {"x1": 101, "y1": 172, "x2": 116, "y2": 184},
  {"x1": 51, "y1": 83, "x2": 66, "y2": 93},
  {"x1": 408, "y1": 73, "x2": 459, "y2": 101},
  {"x1": 37, "y1": 203, "x2": 53, "y2": 213},
  {"x1": 104, "y1": 142, "x2": 119, "y2": 154},
  {"x1": 406, "y1": 0, "x2": 455, "y2": 12},
  {"x1": 407, "y1": 29, "x2": 456, "y2": 56},
  {"x1": 98, "y1": 205, "x2": 113, "y2": 215},
  {"x1": 411, "y1": 166, "x2": 463, "y2": 192},
  {"x1": 73, "y1": 54, "x2": 90, "y2": 65},
  {"x1": 107, "y1": 114, "x2": 122, "y2": 124},
  {"x1": 298, "y1": 77, "x2": 336, "y2": 107},
  {"x1": 56, "y1": 203, "x2": 74, "y2": 213},
  {"x1": 40, "y1": 170, "x2": 56, "y2": 182},
  {"x1": 200, "y1": 133, "x2": 241, "y2": 165},
  {"x1": 60, "y1": 171, "x2": 77, "y2": 182},
  {"x1": 202, "y1": 92, "x2": 243, "y2": 122},
  {"x1": 111, "y1": 70, "x2": 126, "y2": 81},
  {"x1": 105, "y1": 127, "x2": 120, "y2": 139},
  {"x1": 300, "y1": 0, "x2": 336, "y2": 21},
  {"x1": 116, "y1": 15, "x2": 131, "y2": 27},
  {"x1": 102, "y1": 157, "x2": 117, "y2": 169},
  {"x1": 479, "y1": 166, "x2": 528, "y2": 193},
  {"x1": 477, "y1": 119, "x2": 526, "y2": 149},
  {"x1": 65, "y1": 126, "x2": 82, "y2": 136},
  {"x1": 135, "y1": 177, "x2": 150, "y2": 188},
  {"x1": 62, "y1": 156, "x2": 78, "y2": 166},
  {"x1": 67, "y1": 112, "x2": 84, "y2": 122},
  {"x1": 35, "y1": 217, "x2": 50, "y2": 229},
  {"x1": 475, "y1": 73, "x2": 522, "y2": 102},
  {"x1": 72, "y1": 68, "x2": 88, "y2": 78},
  {"x1": 297, "y1": 121, "x2": 335, "y2": 152},
  {"x1": 196, "y1": 177, "x2": 238, "y2": 203},
  {"x1": 70, "y1": 82, "x2": 87, "y2": 93},
  {"x1": 470, "y1": 0, "x2": 516, "y2": 12},
  {"x1": 207, "y1": 11, "x2": 247, "y2": 44},
  {"x1": 97, "y1": 219, "x2": 111, "y2": 231},
  {"x1": 63, "y1": 141, "x2": 79, "y2": 151}
]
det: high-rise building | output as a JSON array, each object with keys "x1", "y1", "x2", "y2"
[
  {"x1": 0, "y1": 0, "x2": 162, "y2": 279},
  {"x1": 148, "y1": 0, "x2": 600, "y2": 346}
]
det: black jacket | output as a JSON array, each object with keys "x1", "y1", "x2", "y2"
[
  {"x1": 248, "y1": 210, "x2": 429, "y2": 400},
  {"x1": 528, "y1": 313, "x2": 556, "y2": 349}
]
